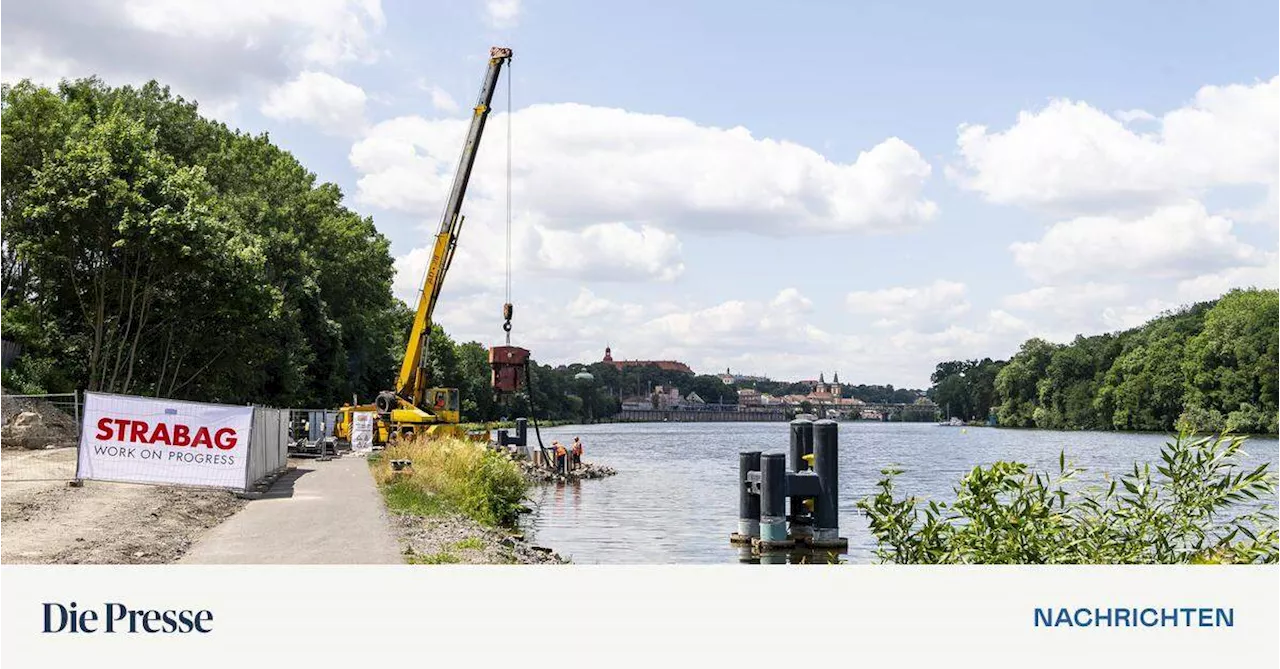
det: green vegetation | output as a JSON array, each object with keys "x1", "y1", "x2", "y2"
[
  {"x1": 928, "y1": 289, "x2": 1278, "y2": 433},
  {"x1": 409, "y1": 551, "x2": 462, "y2": 565},
  {"x1": 451, "y1": 537, "x2": 485, "y2": 551},
  {"x1": 370, "y1": 436, "x2": 528, "y2": 527},
  {"x1": 2, "y1": 78, "x2": 404, "y2": 407},
  {"x1": 859, "y1": 432, "x2": 1278, "y2": 564}
]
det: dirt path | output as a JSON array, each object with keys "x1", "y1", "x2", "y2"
[{"x1": 2, "y1": 448, "x2": 245, "y2": 564}]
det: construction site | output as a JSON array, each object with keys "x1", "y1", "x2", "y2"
[{"x1": 0, "y1": 47, "x2": 614, "y2": 566}]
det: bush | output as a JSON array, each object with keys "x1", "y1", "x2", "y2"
[
  {"x1": 1224, "y1": 403, "x2": 1273, "y2": 435},
  {"x1": 858, "y1": 432, "x2": 1277, "y2": 564},
  {"x1": 1175, "y1": 405, "x2": 1224, "y2": 434},
  {"x1": 370, "y1": 436, "x2": 529, "y2": 527}
]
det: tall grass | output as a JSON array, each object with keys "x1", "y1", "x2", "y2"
[{"x1": 370, "y1": 436, "x2": 529, "y2": 527}]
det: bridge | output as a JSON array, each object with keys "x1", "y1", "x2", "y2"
[{"x1": 612, "y1": 404, "x2": 787, "y2": 423}]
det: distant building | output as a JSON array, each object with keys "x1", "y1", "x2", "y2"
[
  {"x1": 717, "y1": 367, "x2": 771, "y2": 385},
  {"x1": 737, "y1": 388, "x2": 762, "y2": 406},
  {"x1": 603, "y1": 346, "x2": 693, "y2": 374}
]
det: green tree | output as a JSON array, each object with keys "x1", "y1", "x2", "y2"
[
  {"x1": 1181, "y1": 289, "x2": 1279, "y2": 433},
  {"x1": 994, "y1": 338, "x2": 1059, "y2": 427}
]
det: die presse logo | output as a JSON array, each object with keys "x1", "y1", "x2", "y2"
[{"x1": 42, "y1": 602, "x2": 213, "y2": 634}]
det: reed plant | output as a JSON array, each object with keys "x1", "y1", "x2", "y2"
[{"x1": 371, "y1": 436, "x2": 529, "y2": 527}]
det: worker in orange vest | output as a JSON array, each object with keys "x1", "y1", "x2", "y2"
[
  {"x1": 552, "y1": 441, "x2": 567, "y2": 473},
  {"x1": 571, "y1": 437, "x2": 583, "y2": 469}
]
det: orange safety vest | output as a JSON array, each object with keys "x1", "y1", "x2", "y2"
[
  {"x1": 555, "y1": 444, "x2": 566, "y2": 456},
  {"x1": 572, "y1": 443, "x2": 582, "y2": 456}
]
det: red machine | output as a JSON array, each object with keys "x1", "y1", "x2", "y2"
[{"x1": 489, "y1": 345, "x2": 530, "y2": 393}]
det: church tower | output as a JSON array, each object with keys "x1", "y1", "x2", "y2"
[
  {"x1": 831, "y1": 371, "x2": 842, "y2": 399},
  {"x1": 603, "y1": 345, "x2": 613, "y2": 363}
]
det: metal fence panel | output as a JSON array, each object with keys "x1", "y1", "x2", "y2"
[
  {"x1": 2, "y1": 392, "x2": 81, "y2": 482},
  {"x1": 245, "y1": 407, "x2": 289, "y2": 488}
]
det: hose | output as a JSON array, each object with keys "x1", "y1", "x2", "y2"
[{"x1": 522, "y1": 362, "x2": 552, "y2": 465}]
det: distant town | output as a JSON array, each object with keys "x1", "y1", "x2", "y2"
[{"x1": 579, "y1": 346, "x2": 936, "y2": 422}]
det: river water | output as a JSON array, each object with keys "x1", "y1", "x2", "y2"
[{"x1": 521, "y1": 421, "x2": 1279, "y2": 564}]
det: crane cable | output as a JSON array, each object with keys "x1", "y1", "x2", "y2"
[{"x1": 502, "y1": 59, "x2": 514, "y2": 344}]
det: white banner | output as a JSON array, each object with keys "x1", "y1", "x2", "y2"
[
  {"x1": 76, "y1": 392, "x2": 253, "y2": 489},
  {"x1": 351, "y1": 411, "x2": 374, "y2": 450}
]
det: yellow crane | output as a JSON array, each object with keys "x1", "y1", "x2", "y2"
[{"x1": 336, "y1": 46, "x2": 513, "y2": 446}]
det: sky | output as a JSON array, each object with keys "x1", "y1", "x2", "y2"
[{"x1": 3, "y1": 0, "x2": 1277, "y2": 388}]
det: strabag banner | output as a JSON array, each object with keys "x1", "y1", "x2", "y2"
[{"x1": 76, "y1": 392, "x2": 253, "y2": 489}]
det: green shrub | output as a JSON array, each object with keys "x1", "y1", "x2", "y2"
[
  {"x1": 1175, "y1": 405, "x2": 1224, "y2": 434},
  {"x1": 371, "y1": 436, "x2": 529, "y2": 527},
  {"x1": 858, "y1": 432, "x2": 1277, "y2": 564}
]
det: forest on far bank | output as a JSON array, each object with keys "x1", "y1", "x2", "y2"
[{"x1": 928, "y1": 288, "x2": 1279, "y2": 434}]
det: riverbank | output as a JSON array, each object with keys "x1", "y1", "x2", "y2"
[{"x1": 368, "y1": 439, "x2": 566, "y2": 564}]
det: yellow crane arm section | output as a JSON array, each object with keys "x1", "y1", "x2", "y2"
[{"x1": 393, "y1": 47, "x2": 512, "y2": 408}]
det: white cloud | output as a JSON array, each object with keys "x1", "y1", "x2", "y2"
[
  {"x1": 952, "y1": 76, "x2": 1278, "y2": 213},
  {"x1": 534, "y1": 223, "x2": 684, "y2": 282},
  {"x1": 1176, "y1": 254, "x2": 1280, "y2": 303},
  {"x1": 2, "y1": 0, "x2": 385, "y2": 121},
  {"x1": 427, "y1": 85, "x2": 460, "y2": 113},
  {"x1": 1009, "y1": 201, "x2": 1264, "y2": 284},
  {"x1": 888, "y1": 310, "x2": 1031, "y2": 364},
  {"x1": 1100, "y1": 299, "x2": 1180, "y2": 331},
  {"x1": 120, "y1": 0, "x2": 385, "y2": 67},
  {"x1": 846, "y1": 280, "x2": 970, "y2": 330},
  {"x1": 350, "y1": 104, "x2": 937, "y2": 236},
  {"x1": 483, "y1": 0, "x2": 521, "y2": 28},
  {"x1": 1115, "y1": 109, "x2": 1156, "y2": 123},
  {"x1": 998, "y1": 283, "x2": 1197, "y2": 341},
  {"x1": 261, "y1": 71, "x2": 367, "y2": 135}
]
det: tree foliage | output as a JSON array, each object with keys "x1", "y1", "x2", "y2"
[
  {"x1": 2, "y1": 78, "x2": 402, "y2": 407},
  {"x1": 928, "y1": 290, "x2": 1278, "y2": 434}
]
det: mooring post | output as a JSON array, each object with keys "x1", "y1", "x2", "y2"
[
  {"x1": 514, "y1": 417, "x2": 527, "y2": 444},
  {"x1": 788, "y1": 418, "x2": 815, "y2": 542},
  {"x1": 736, "y1": 451, "x2": 762, "y2": 541},
  {"x1": 812, "y1": 419, "x2": 841, "y2": 544},
  {"x1": 759, "y1": 453, "x2": 789, "y2": 545},
  {"x1": 789, "y1": 418, "x2": 813, "y2": 471}
]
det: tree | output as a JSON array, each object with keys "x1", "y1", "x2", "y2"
[
  {"x1": 1181, "y1": 289, "x2": 1279, "y2": 433},
  {"x1": 1, "y1": 78, "x2": 404, "y2": 407},
  {"x1": 994, "y1": 339, "x2": 1059, "y2": 427}
]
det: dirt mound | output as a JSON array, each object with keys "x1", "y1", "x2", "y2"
[{"x1": 1, "y1": 393, "x2": 79, "y2": 450}]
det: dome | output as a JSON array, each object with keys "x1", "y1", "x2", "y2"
[{"x1": 574, "y1": 372, "x2": 595, "y2": 382}]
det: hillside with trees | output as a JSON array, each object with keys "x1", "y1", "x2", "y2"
[{"x1": 928, "y1": 289, "x2": 1278, "y2": 434}]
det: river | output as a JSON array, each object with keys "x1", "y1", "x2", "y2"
[{"x1": 521, "y1": 421, "x2": 1279, "y2": 564}]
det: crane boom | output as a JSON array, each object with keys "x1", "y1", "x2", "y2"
[{"x1": 396, "y1": 46, "x2": 512, "y2": 407}]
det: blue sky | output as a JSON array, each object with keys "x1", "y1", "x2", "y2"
[{"x1": 4, "y1": 0, "x2": 1277, "y2": 387}]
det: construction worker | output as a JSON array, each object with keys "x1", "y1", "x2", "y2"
[
  {"x1": 552, "y1": 440, "x2": 567, "y2": 474},
  {"x1": 571, "y1": 437, "x2": 583, "y2": 469}
]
